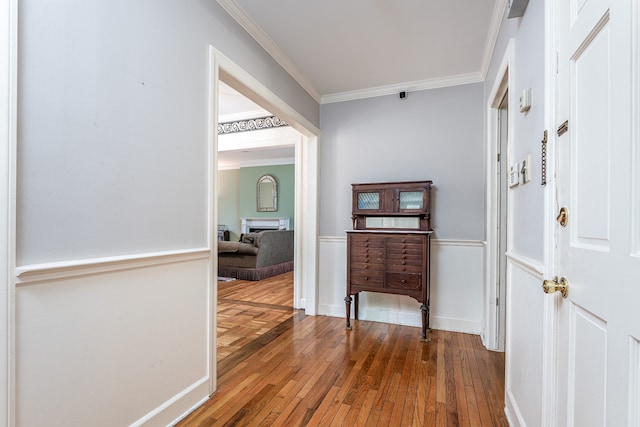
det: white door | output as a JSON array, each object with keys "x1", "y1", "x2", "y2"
[{"x1": 555, "y1": 0, "x2": 640, "y2": 425}]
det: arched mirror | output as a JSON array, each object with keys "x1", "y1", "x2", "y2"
[{"x1": 256, "y1": 174, "x2": 278, "y2": 212}]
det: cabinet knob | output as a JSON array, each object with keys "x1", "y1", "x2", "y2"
[
  {"x1": 401, "y1": 279, "x2": 406, "y2": 284},
  {"x1": 364, "y1": 276, "x2": 368, "y2": 281},
  {"x1": 402, "y1": 261, "x2": 406, "y2": 265}
]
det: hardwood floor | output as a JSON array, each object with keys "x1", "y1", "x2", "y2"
[{"x1": 178, "y1": 272, "x2": 508, "y2": 426}]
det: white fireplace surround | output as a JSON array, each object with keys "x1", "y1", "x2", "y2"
[{"x1": 241, "y1": 217, "x2": 290, "y2": 234}]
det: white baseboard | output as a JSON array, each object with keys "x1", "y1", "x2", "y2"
[
  {"x1": 430, "y1": 316, "x2": 482, "y2": 334},
  {"x1": 133, "y1": 377, "x2": 210, "y2": 426},
  {"x1": 505, "y1": 388, "x2": 525, "y2": 427},
  {"x1": 318, "y1": 303, "x2": 482, "y2": 335}
]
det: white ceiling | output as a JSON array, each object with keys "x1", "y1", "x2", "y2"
[
  {"x1": 218, "y1": 0, "x2": 505, "y2": 103},
  {"x1": 217, "y1": 145, "x2": 294, "y2": 170},
  {"x1": 218, "y1": 81, "x2": 268, "y2": 120},
  {"x1": 217, "y1": 0, "x2": 505, "y2": 166}
]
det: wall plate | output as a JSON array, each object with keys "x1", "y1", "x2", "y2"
[{"x1": 509, "y1": 164, "x2": 520, "y2": 187}]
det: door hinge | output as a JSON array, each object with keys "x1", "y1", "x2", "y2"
[
  {"x1": 497, "y1": 153, "x2": 501, "y2": 162},
  {"x1": 557, "y1": 120, "x2": 569, "y2": 136},
  {"x1": 496, "y1": 297, "x2": 499, "y2": 306}
]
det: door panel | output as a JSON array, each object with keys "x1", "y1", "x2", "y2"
[
  {"x1": 572, "y1": 19, "x2": 610, "y2": 250},
  {"x1": 556, "y1": 0, "x2": 640, "y2": 425},
  {"x1": 632, "y1": 338, "x2": 640, "y2": 425},
  {"x1": 568, "y1": 305, "x2": 606, "y2": 426}
]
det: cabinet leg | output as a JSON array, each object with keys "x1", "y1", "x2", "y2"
[
  {"x1": 345, "y1": 295, "x2": 352, "y2": 330},
  {"x1": 420, "y1": 303, "x2": 430, "y2": 342}
]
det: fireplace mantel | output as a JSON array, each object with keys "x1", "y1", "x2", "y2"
[{"x1": 241, "y1": 217, "x2": 290, "y2": 234}]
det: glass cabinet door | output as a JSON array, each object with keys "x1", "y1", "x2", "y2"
[
  {"x1": 356, "y1": 191, "x2": 380, "y2": 210},
  {"x1": 396, "y1": 189, "x2": 427, "y2": 212},
  {"x1": 398, "y1": 191, "x2": 424, "y2": 210}
]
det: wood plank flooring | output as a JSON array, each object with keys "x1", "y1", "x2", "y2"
[{"x1": 178, "y1": 272, "x2": 508, "y2": 426}]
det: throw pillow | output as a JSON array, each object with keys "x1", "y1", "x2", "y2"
[{"x1": 241, "y1": 233, "x2": 257, "y2": 245}]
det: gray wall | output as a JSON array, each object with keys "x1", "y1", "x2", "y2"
[
  {"x1": 485, "y1": 6, "x2": 545, "y2": 262},
  {"x1": 17, "y1": 0, "x2": 318, "y2": 265},
  {"x1": 319, "y1": 83, "x2": 485, "y2": 240},
  {"x1": 13, "y1": 1, "x2": 318, "y2": 424},
  {"x1": 484, "y1": 1, "x2": 547, "y2": 424}
]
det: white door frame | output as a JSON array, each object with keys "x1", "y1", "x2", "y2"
[
  {"x1": 541, "y1": 0, "x2": 559, "y2": 424},
  {"x1": 208, "y1": 46, "x2": 320, "y2": 392},
  {"x1": 484, "y1": 41, "x2": 512, "y2": 352},
  {"x1": 1, "y1": 0, "x2": 17, "y2": 425}
]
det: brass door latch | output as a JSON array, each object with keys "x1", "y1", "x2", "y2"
[
  {"x1": 542, "y1": 277, "x2": 569, "y2": 298},
  {"x1": 557, "y1": 207, "x2": 568, "y2": 227}
]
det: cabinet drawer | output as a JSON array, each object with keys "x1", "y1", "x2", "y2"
[
  {"x1": 350, "y1": 270, "x2": 384, "y2": 288},
  {"x1": 386, "y1": 251, "x2": 423, "y2": 262},
  {"x1": 350, "y1": 247, "x2": 385, "y2": 260},
  {"x1": 349, "y1": 235, "x2": 385, "y2": 245},
  {"x1": 386, "y1": 273, "x2": 422, "y2": 291},
  {"x1": 349, "y1": 261, "x2": 385, "y2": 271},
  {"x1": 386, "y1": 263, "x2": 423, "y2": 274},
  {"x1": 386, "y1": 236, "x2": 424, "y2": 245},
  {"x1": 385, "y1": 243, "x2": 424, "y2": 255}
]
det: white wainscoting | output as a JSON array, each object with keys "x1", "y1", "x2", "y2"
[
  {"x1": 503, "y1": 252, "x2": 545, "y2": 427},
  {"x1": 318, "y1": 237, "x2": 485, "y2": 335},
  {"x1": 15, "y1": 250, "x2": 213, "y2": 427}
]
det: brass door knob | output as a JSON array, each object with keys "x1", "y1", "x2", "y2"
[{"x1": 542, "y1": 277, "x2": 569, "y2": 298}]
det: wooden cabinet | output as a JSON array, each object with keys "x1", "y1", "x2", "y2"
[{"x1": 346, "y1": 181, "x2": 433, "y2": 340}]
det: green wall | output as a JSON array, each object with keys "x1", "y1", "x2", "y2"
[
  {"x1": 218, "y1": 164, "x2": 295, "y2": 240},
  {"x1": 217, "y1": 169, "x2": 240, "y2": 241}
]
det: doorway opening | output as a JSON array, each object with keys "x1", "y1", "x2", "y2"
[
  {"x1": 495, "y1": 91, "x2": 508, "y2": 351},
  {"x1": 208, "y1": 46, "x2": 319, "y2": 391},
  {"x1": 216, "y1": 82, "x2": 298, "y2": 363},
  {"x1": 484, "y1": 45, "x2": 511, "y2": 352}
]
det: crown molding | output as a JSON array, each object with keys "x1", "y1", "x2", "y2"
[
  {"x1": 218, "y1": 0, "x2": 505, "y2": 106},
  {"x1": 320, "y1": 72, "x2": 485, "y2": 104},
  {"x1": 217, "y1": 0, "x2": 322, "y2": 103},
  {"x1": 218, "y1": 115, "x2": 288, "y2": 135}
]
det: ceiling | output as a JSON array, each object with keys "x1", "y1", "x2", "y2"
[
  {"x1": 218, "y1": 81, "x2": 268, "y2": 120},
  {"x1": 218, "y1": 0, "x2": 505, "y2": 103},
  {"x1": 218, "y1": 82, "x2": 295, "y2": 169},
  {"x1": 217, "y1": 0, "x2": 505, "y2": 167}
]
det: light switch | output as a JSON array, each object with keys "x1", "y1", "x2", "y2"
[
  {"x1": 509, "y1": 164, "x2": 520, "y2": 187},
  {"x1": 522, "y1": 154, "x2": 531, "y2": 183},
  {"x1": 519, "y1": 88, "x2": 531, "y2": 113}
]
